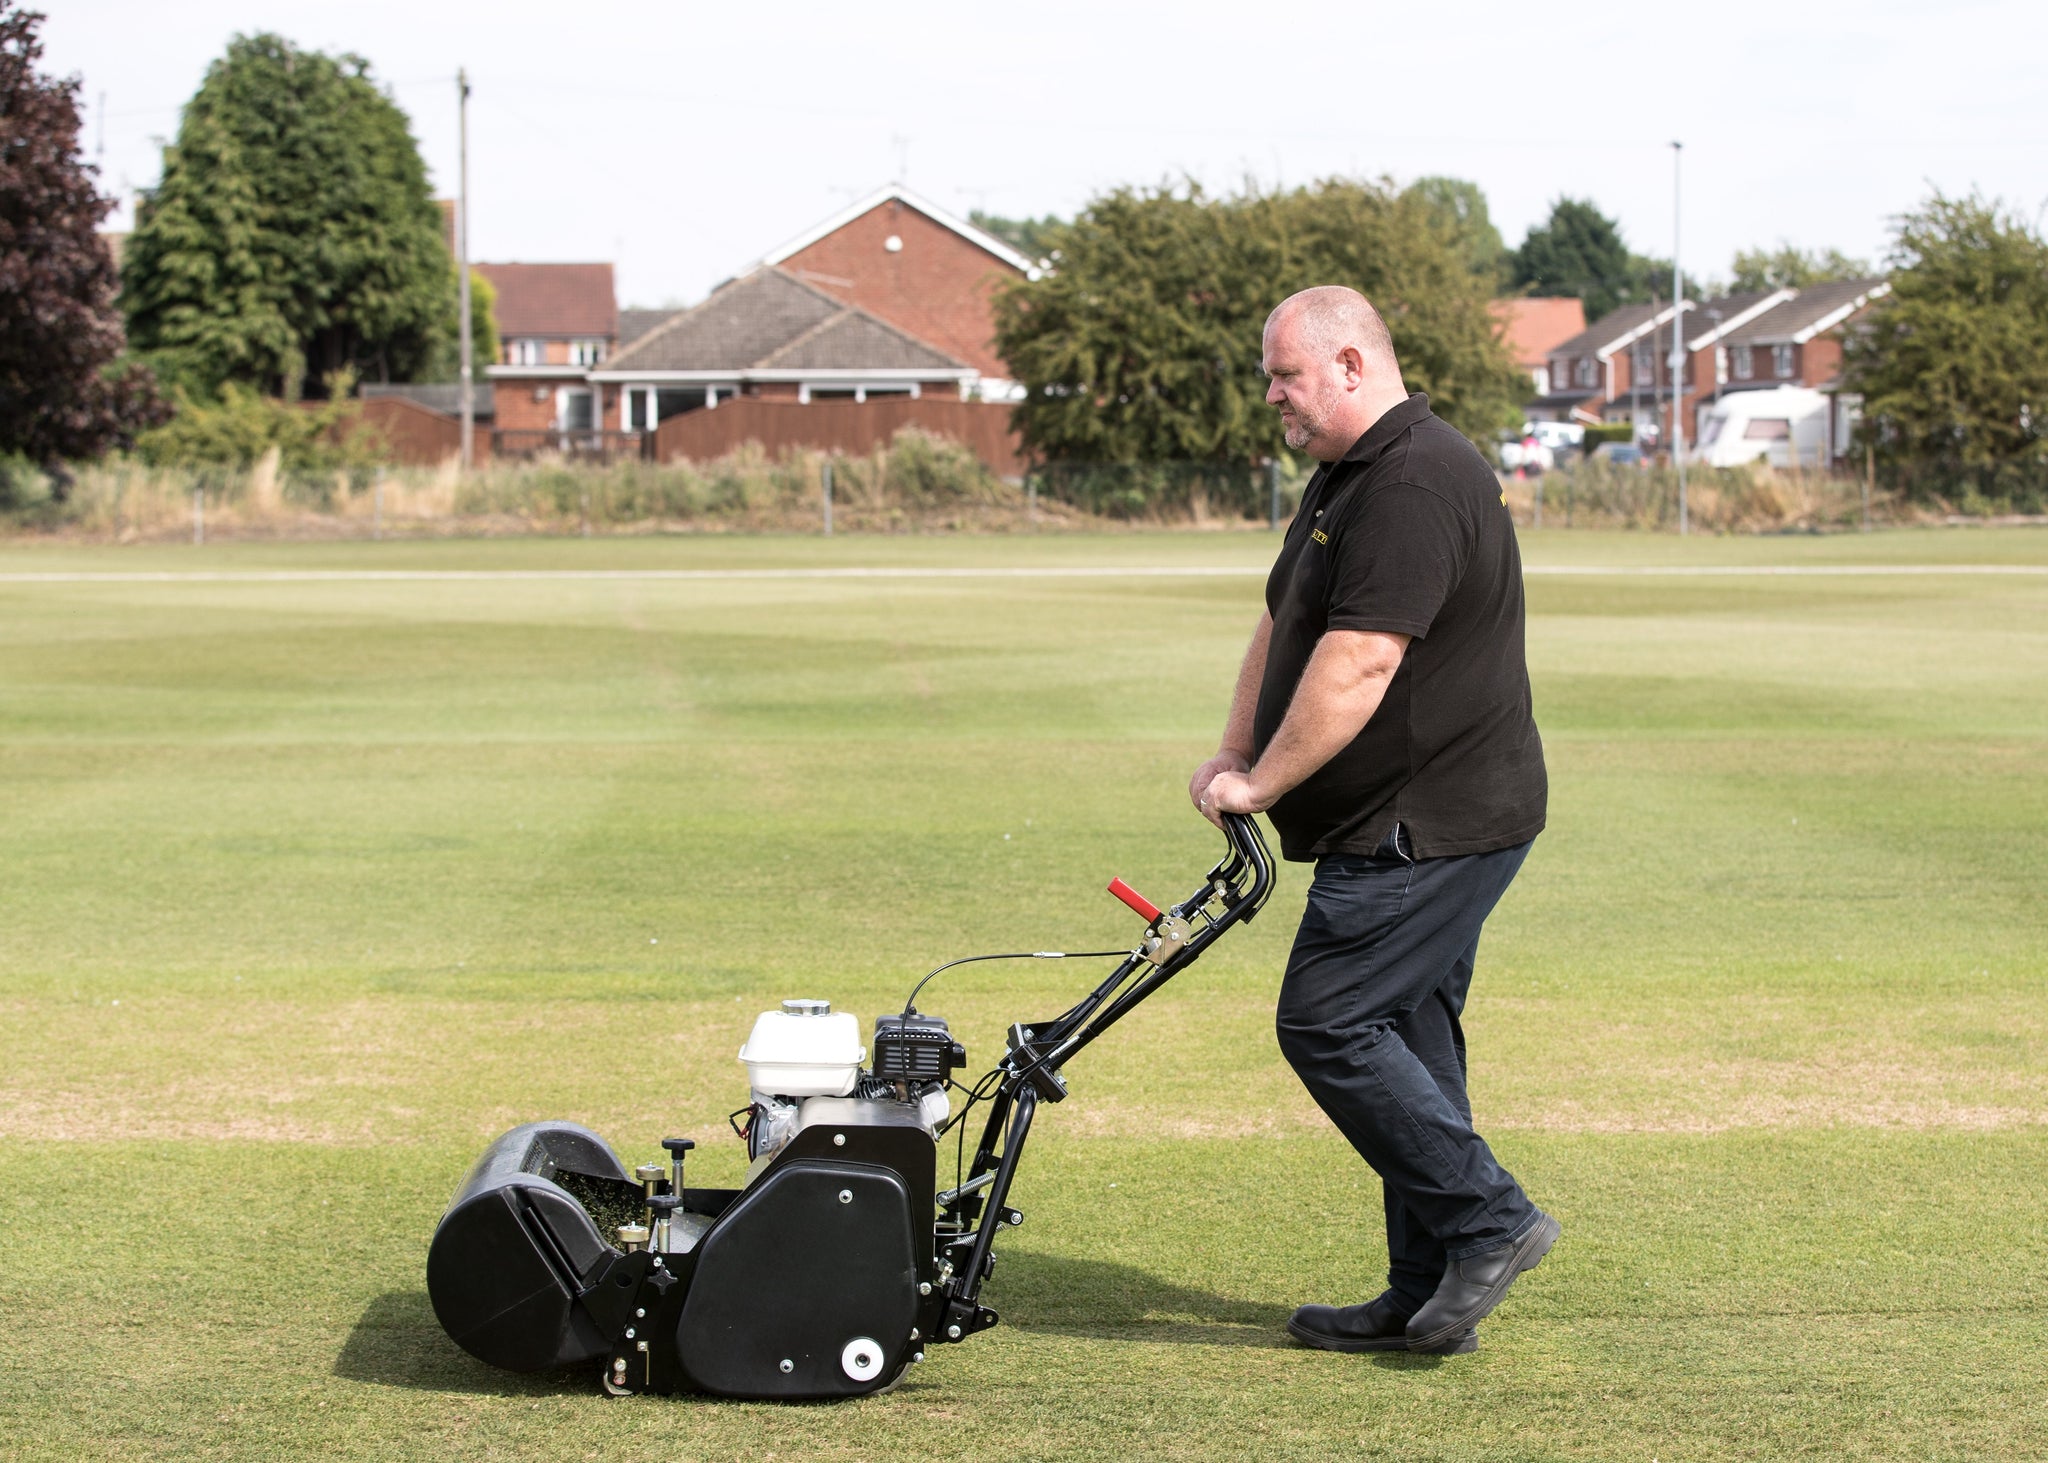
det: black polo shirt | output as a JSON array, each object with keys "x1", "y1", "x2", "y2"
[{"x1": 1254, "y1": 393, "x2": 1546, "y2": 861}]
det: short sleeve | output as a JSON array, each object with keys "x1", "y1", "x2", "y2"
[{"x1": 1324, "y1": 484, "x2": 1471, "y2": 639}]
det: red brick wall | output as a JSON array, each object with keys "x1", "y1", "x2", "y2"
[
  {"x1": 778, "y1": 200, "x2": 1024, "y2": 380},
  {"x1": 492, "y1": 378, "x2": 578, "y2": 431},
  {"x1": 1802, "y1": 337, "x2": 1841, "y2": 386}
]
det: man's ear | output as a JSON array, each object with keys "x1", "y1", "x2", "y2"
[{"x1": 1337, "y1": 346, "x2": 1364, "y2": 387}]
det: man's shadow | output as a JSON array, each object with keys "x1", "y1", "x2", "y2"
[{"x1": 335, "y1": 1252, "x2": 1328, "y2": 1395}]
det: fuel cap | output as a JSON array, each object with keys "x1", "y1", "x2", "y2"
[{"x1": 781, "y1": 999, "x2": 832, "y2": 1016}]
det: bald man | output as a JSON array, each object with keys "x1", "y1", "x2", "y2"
[{"x1": 1192, "y1": 286, "x2": 1557, "y2": 1355}]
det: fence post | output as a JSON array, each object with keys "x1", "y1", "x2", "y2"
[
  {"x1": 1863, "y1": 444, "x2": 1873, "y2": 532},
  {"x1": 1026, "y1": 472, "x2": 1036, "y2": 524},
  {"x1": 192, "y1": 485, "x2": 204, "y2": 545},
  {"x1": 1268, "y1": 459, "x2": 1281, "y2": 529},
  {"x1": 1533, "y1": 472, "x2": 1544, "y2": 530},
  {"x1": 822, "y1": 460, "x2": 834, "y2": 536}
]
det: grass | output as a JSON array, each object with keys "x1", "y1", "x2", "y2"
[{"x1": 1, "y1": 527, "x2": 2045, "y2": 1461}]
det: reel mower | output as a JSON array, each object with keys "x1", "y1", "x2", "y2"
[{"x1": 426, "y1": 813, "x2": 1274, "y2": 1400}]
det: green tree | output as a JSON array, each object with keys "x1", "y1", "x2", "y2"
[
  {"x1": 990, "y1": 179, "x2": 1526, "y2": 473},
  {"x1": 120, "y1": 33, "x2": 452, "y2": 400},
  {"x1": 0, "y1": 1, "x2": 165, "y2": 485},
  {"x1": 1511, "y1": 198, "x2": 1698, "y2": 320},
  {"x1": 1845, "y1": 190, "x2": 2048, "y2": 494},
  {"x1": 1730, "y1": 242, "x2": 1871, "y2": 292},
  {"x1": 1402, "y1": 176, "x2": 1506, "y2": 286},
  {"x1": 969, "y1": 209, "x2": 1064, "y2": 264},
  {"x1": 425, "y1": 267, "x2": 498, "y2": 381}
]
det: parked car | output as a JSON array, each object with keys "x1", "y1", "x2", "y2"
[
  {"x1": 1590, "y1": 441, "x2": 1646, "y2": 467},
  {"x1": 1499, "y1": 420, "x2": 1584, "y2": 473}
]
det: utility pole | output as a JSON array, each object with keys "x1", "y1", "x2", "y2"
[
  {"x1": 1671, "y1": 140, "x2": 1688, "y2": 536},
  {"x1": 458, "y1": 69, "x2": 474, "y2": 473}
]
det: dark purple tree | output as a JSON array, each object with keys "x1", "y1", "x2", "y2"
[{"x1": 0, "y1": 2, "x2": 164, "y2": 491}]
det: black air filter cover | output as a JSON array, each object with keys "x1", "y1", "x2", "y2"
[{"x1": 872, "y1": 1013, "x2": 966, "y2": 1082}]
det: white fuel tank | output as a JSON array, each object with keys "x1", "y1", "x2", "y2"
[{"x1": 738, "y1": 999, "x2": 865, "y2": 1097}]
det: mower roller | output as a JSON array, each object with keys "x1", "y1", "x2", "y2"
[{"x1": 426, "y1": 812, "x2": 1274, "y2": 1399}]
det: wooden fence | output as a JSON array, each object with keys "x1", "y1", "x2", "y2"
[{"x1": 653, "y1": 397, "x2": 1025, "y2": 478}]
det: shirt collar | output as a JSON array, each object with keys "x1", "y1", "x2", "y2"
[{"x1": 1337, "y1": 392, "x2": 1433, "y2": 468}]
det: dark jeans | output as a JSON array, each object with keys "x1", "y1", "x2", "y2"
[{"x1": 1275, "y1": 826, "x2": 1538, "y2": 1313}]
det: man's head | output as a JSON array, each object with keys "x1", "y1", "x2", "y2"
[{"x1": 1261, "y1": 287, "x2": 1409, "y2": 460}]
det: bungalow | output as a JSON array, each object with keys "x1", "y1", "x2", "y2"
[{"x1": 591, "y1": 267, "x2": 977, "y2": 433}]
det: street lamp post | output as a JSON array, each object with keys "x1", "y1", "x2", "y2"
[{"x1": 1671, "y1": 140, "x2": 1687, "y2": 536}]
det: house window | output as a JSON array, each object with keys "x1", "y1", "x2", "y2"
[
  {"x1": 506, "y1": 338, "x2": 543, "y2": 366},
  {"x1": 1573, "y1": 357, "x2": 1596, "y2": 388},
  {"x1": 1732, "y1": 345, "x2": 1754, "y2": 380},
  {"x1": 569, "y1": 338, "x2": 606, "y2": 367},
  {"x1": 655, "y1": 388, "x2": 709, "y2": 422},
  {"x1": 1633, "y1": 345, "x2": 1655, "y2": 386},
  {"x1": 1772, "y1": 343, "x2": 1796, "y2": 378},
  {"x1": 558, "y1": 388, "x2": 594, "y2": 432}
]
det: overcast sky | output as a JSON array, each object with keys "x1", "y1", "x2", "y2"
[{"x1": 45, "y1": 0, "x2": 2048, "y2": 308}]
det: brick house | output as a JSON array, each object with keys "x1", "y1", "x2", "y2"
[
  {"x1": 757, "y1": 184, "x2": 1039, "y2": 397},
  {"x1": 1488, "y1": 297, "x2": 1586, "y2": 398},
  {"x1": 476, "y1": 262, "x2": 618, "y2": 435},
  {"x1": 1537, "y1": 280, "x2": 1889, "y2": 454},
  {"x1": 591, "y1": 267, "x2": 977, "y2": 433}
]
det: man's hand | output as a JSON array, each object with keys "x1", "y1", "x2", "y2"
[
  {"x1": 1189, "y1": 749, "x2": 1250, "y2": 829},
  {"x1": 1199, "y1": 768, "x2": 1273, "y2": 826}
]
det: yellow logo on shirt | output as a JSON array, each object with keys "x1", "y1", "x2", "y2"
[{"x1": 1310, "y1": 528, "x2": 1329, "y2": 544}]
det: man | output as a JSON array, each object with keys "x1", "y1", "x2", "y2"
[{"x1": 1192, "y1": 286, "x2": 1556, "y2": 1355}]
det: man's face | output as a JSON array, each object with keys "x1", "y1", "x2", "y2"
[{"x1": 1261, "y1": 314, "x2": 1349, "y2": 458}]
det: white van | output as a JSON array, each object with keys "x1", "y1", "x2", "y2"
[{"x1": 1692, "y1": 386, "x2": 1830, "y2": 468}]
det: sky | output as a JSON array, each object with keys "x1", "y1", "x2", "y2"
[{"x1": 44, "y1": 0, "x2": 2048, "y2": 309}]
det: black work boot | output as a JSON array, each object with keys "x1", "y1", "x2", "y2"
[
  {"x1": 1406, "y1": 1211, "x2": 1561, "y2": 1352},
  {"x1": 1287, "y1": 1291, "x2": 1478, "y2": 1355}
]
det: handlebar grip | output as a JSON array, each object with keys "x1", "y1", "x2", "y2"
[{"x1": 1106, "y1": 878, "x2": 1162, "y2": 923}]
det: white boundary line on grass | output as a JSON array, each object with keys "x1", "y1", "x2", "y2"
[{"x1": 0, "y1": 563, "x2": 2043, "y2": 585}]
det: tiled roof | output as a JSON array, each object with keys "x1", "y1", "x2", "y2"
[
  {"x1": 617, "y1": 308, "x2": 677, "y2": 347},
  {"x1": 474, "y1": 262, "x2": 617, "y2": 339},
  {"x1": 1725, "y1": 278, "x2": 1890, "y2": 344},
  {"x1": 1681, "y1": 292, "x2": 1779, "y2": 348},
  {"x1": 605, "y1": 268, "x2": 968, "y2": 374},
  {"x1": 1548, "y1": 301, "x2": 1683, "y2": 360},
  {"x1": 359, "y1": 383, "x2": 494, "y2": 420},
  {"x1": 1489, "y1": 297, "x2": 1587, "y2": 368}
]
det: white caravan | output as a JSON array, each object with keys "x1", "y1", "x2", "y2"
[{"x1": 1692, "y1": 386, "x2": 1831, "y2": 468}]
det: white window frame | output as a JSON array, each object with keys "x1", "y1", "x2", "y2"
[
  {"x1": 1772, "y1": 343, "x2": 1796, "y2": 378},
  {"x1": 1732, "y1": 344, "x2": 1754, "y2": 380}
]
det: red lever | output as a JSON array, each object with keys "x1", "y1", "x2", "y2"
[{"x1": 1106, "y1": 878, "x2": 1162, "y2": 923}]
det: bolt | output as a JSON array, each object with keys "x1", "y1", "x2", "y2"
[
  {"x1": 634, "y1": 1308, "x2": 645, "y2": 1319},
  {"x1": 838, "y1": 1189, "x2": 852, "y2": 1203},
  {"x1": 833, "y1": 1133, "x2": 845, "y2": 1146},
  {"x1": 612, "y1": 1358, "x2": 627, "y2": 1374},
  {"x1": 913, "y1": 1351, "x2": 925, "y2": 1363},
  {"x1": 779, "y1": 1359, "x2": 794, "y2": 1374},
  {"x1": 910, "y1": 1328, "x2": 920, "y2": 1341},
  {"x1": 918, "y1": 1281, "x2": 931, "y2": 1296},
  {"x1": 624, "y1": 1327, "x2": 635, "y2": 1340},
  {"x1": 946, "y1": 1324, "x2": 962, "y2": 1339},
  {"x1": 636, "y1": 1340, "x2": 648, "y2": 1352}
]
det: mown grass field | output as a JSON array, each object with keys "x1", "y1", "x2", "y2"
[{"x1": 2, "y1": 527, "x2": 2045, "y2": 1462}]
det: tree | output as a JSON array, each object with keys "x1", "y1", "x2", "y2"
[
  {"x1": 969, "y1": 209, "x2": 1063, "y2": 265},
  {"x1": 425, "y1": 266, "x2": 498, "y2": 382},
  {"x1": 1845, "y1": 189, "x2": 2048, "y2": 495},
  {"x1": 121, "y1": 33, "x2": 452, "y2": 400},
  {"x1": 1510, "y1": 198, "x2": 1699, "y2": 320},
  {"x1": 1402, "y1": 176, "x2": 1506, "y2": 287},
  {"x1": 1730, "y1": 242, "x2": 1871, "y2": 293},
  {"x1": 990, "y1": 179, "x2": 1527, "y2": 472},
  {"x1": 0, "y1": 2, "x2": 165, "y2": 483}
]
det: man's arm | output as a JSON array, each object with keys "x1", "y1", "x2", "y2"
[
  {"x1": 1188, "y1": 612, "x2": 1271, "y2": 825},
  {"x1": 1201, "y1": 628, "x2": 1409, "y2": 821}
]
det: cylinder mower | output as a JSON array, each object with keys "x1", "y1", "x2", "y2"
[{"x1": 426, "y1": 813, "x2": 1274, "y2": 1400}]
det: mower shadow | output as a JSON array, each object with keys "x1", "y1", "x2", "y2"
[
  {"x1": 334, "y1": 1291, "x2": 596, "y2": 1395},
  {"x1": 988, "y1": 1250, "x2": 1297, "y2": 1349}
]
